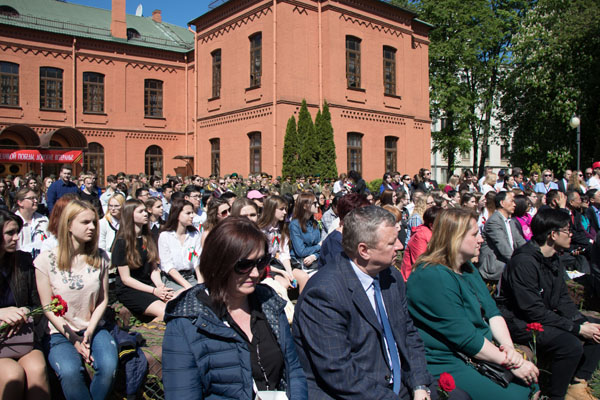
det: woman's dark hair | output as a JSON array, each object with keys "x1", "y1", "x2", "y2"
[
  {"x1": 292, "y1": 192, "x2": 317, "y2": 233},
  {"x1": 161, "y1": 200, "x2": 196, "y2": 233},
  {"x1": 513, "y1": 195, "x2": 530, "y2": 218},
  {"x1": 423, "y1": 206, "x2": 442, "y2": 228},
  {"x1": 530, "y1": 208, "x2": 570, "y2": 246},
  {"x1": 203, "y1": 197, "x2": 229, "y2": 232},
  {"x1": 348, "y1": 170, "x2": 361, "y2": 183},
  {"x1": 0, "y1": 210, "x2": 22, "y2": 256},
  {"x1": 460, "y1": 192, "x2": 475, "y2": 206},
  {"x1": 382, "y1": 173, "x2": 391, "y2": 181},
  {"x1": 0, "y1": 210, "x2": 24, "y2": 295},
  {"x1": 337, "y1": 193, "x2": 370, "y2": 222},
  {"x1": 115, "y1": 199, "x2": 159, "y2": 269},
  {"x1": 379, "y1": 189, "x2": 395, "y2": 206},
  {"x1": 200, "y1": 217, "x2": 267, "y2": 308}
]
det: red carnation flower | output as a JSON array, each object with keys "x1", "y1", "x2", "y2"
[
  {"x1": 50, "y1": 295, "x2": 68, "y2": 317},
  {"x1": 526, "y1": 322, "x2": 544, "y2": 332},
  {"x1": 438, "y1": 372, "x2": 456, "y2": 393}
]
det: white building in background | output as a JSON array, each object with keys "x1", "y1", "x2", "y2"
[{"x1": 430, "y1": 117, "x2": 511, "y2": 184}]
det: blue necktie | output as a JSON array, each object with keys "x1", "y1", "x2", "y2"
[{"x1": 373, "y1": 278, "x2": 402, "y2": 394}]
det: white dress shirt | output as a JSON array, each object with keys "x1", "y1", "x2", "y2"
[{"x1": 158, "y1": 230, "x2": 202, "y2": 274}]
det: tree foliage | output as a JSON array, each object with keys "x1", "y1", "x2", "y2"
[
  {"x1": 282, "y1": 115, "x2": 300, "y2": 178},
  {"x1": 414, "y1": 0, "x2": 529, "y2": 176},
  {"x1": 282, "y1": 100, "x2": 338, "y2": 179},
  {"x1": 500, "y1": 0, "x2": 600, "y2": 173},
  {"x1": 315, "y1": 101, "x2": 338, "y2": 179},
  {"x1": 297, "y1": 100, "x2": 319, "y2": 176}
]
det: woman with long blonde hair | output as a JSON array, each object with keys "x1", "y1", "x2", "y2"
[
  {"x1": 35, "y1": 200, "x2": 117, "y2": 400},
  {"x1": 406, "y1": 208, "x2": 538, "y2": 399}
]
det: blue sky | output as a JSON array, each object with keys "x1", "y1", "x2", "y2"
[{"x1": 67, "y1": 0, "x2": 214, "y2": 27}]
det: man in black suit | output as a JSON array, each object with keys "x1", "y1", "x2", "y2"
[
  {"x1": 586, "y1": 189, "x2": 600, "y2": 234},
  {"x1": 293, "y1": 206, "x2": 468, "y2": 400},
  {"x1": 557, "y1": 169, "x2": 572, "y2": 193}
]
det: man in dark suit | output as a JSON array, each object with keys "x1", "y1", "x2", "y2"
[
  {"x1": 556, "y1": 169, "x2": 572, "y2": 193},
  {"x1": 586, "y1": 189, "x2": 600, "y2": 234},
  {"x1": 293, "y1": 206, "x2": 466, "y2": 400}
]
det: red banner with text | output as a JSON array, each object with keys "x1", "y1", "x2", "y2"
[{"x1": 0, "y1": 149, "x2": 83, "y2": 165}]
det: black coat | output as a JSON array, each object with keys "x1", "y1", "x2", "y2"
[{"x1": 497, "y1": 241, "x2": 585, "y2": 343}]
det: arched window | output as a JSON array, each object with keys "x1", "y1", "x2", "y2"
[
  {"x1": 127, "y1": 28, "x2": 141, "y2": 40},
  {"x1": 83, "y1": 72, "x2": 104, "y2": 113},
  {"x1": 145, "y1": 145, "x2": 163, "y2": 178},
  {"x1": 346, "y1": 36, "x2": 361, "y2": 89},
  {"x1": 0, "y1": 62, "x2": 19, "y2": 106},
  {"x1": 144, "y1": 79, "x2": 163, "y2": 117},
  {"x1": 0, "y1": 6, "x2": 19, "y2": 17},
  {"x1": 211, "y1": 49, "x2": 221, "y2": 98},
  {"x1": 84, "y1": 142, "x2": 105, "y2": 184},
  {"x1": 384, "y1": 136, "x2": 398, "y2": 173},
  {"x1": 248, "y1": 132, "x2": 261, "y2": 174},
  {"x1": 210, "y1": 138, "x2": 220, "y2": 177},
  {"x1": 383, "y1": 46, "x2": 396, "y2": 95},
  {"x1": 347, "y1": 132, "x2": 362, "y2": 174},
  {"x1": 40, "y1": 67, "x2": 63, "y2": 110},
  {"x1": 249, "y1": 33, "x2": 262, "y2": 87}
]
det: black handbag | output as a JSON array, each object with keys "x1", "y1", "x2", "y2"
[{"x1": 456, "y1": 351, "x2": 513, "y2": 388}]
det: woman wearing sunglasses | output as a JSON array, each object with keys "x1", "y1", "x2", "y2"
[
  {"x1": 158, "y1": 200, "x2": 203, "y2": 291},
  {"x1": 163, "y1": 217, "x2": 307, "y2": 400},
  {"x1": 200, "y1": 197, "x2": 230, "y2": 247}
]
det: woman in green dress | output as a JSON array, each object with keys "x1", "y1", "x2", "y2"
[{"x1": 406, "y1": 208, "x2": 538, "y2": 400}]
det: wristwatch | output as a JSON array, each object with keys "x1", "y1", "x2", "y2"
[{"x1": 413, "y1": 385, "x2": 431, "y2": 395}]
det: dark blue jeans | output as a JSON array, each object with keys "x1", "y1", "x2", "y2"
[{"x1": 44, "y1": 328, "x2": 118, "y2": 400}]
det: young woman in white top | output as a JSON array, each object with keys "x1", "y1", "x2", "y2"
[
  {"x1": 34, "y1": 199, "x2": 117, "y2": 400},
  {"x1": 98, "y1": 193, "x2": 125, "y2": 259},
  {"x1": 158, "y1": 200, "x2": 203, "y2": 291}
]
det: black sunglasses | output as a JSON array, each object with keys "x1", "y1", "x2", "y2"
[{"x1": 234, "y1": 252, "x2": 270, "y2": 274}]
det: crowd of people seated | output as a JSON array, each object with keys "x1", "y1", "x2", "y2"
[{"x1": 0, "y1": 161, "x2": 600, "y2": 399}]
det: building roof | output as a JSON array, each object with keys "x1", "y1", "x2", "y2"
[{"x1": 0, "y1": 0, "x2": 194, "y2": 53}]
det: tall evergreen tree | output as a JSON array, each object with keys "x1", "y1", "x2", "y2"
[
  {"x1": 316, "y1": 101, "x2": 337, "y2": 179},
  {"x1": 282, "y1": 115, "x2": 300, "y2": 178},
  {"x1": 297, "y1": 100, "x2": 318, "y2": 176}
]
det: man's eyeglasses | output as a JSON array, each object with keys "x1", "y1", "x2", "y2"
[
  {"x1": 554, "y1": 228, "x2": 572, "y2": 235},
  {"x1": 234, "y1": 253, "x2": 270, "y2": 274},
  {"x1": 544, "y1": 174, "x2": 552, "y2": 178},
  {"x1": 23, "y1": 196, "x2": 38, "y2": 202}
]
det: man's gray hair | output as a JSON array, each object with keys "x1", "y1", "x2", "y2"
[{"x1": 342, "y1": 206, "x2": 396, "y2": 257}]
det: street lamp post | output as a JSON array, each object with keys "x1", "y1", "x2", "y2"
[{"x1": 570, "y1": 115, "x2": 581, "y2": 171}]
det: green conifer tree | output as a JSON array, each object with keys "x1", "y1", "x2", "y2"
[
  {"x1": 317, "y1": 100, "x2": 337, "y2": 179},
  {"x1": 297, "y1": 100, "x2": 318, "y2": 176},
  {"x1": 282, "y1": 115, "x2": 300, "y2": 178}
]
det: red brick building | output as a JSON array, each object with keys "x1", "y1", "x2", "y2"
[{"x1": 0, "y1": 0, "x2": 431, "y2": 183}]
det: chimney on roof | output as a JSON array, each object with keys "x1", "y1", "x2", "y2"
[
  {"x1": 152, "y1": 9, "x2": 162, "y2": 23},
  {"x1": 111, "y1": 0, "x2": 127, "y2": 39}
]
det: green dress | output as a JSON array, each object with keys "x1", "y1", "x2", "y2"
[{"x1": 406, "y1": 263, "x2": 531, "y2": 400}]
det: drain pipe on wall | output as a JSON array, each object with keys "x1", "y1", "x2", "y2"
[{"x1": 272, "y1": 0, "x2": 278, "y2": 175}]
